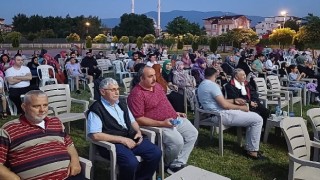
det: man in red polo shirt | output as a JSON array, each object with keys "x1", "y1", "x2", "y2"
[{"x1": 128, "y1": 66, "x2": 198, "y2": 174}]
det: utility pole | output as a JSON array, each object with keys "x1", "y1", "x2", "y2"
[
  {"x1": 131, "y1": 0, "x2": 135, "y2": 14},
  {"x1": 157, "y1": 0, "x2": 161, "y2": 36}
]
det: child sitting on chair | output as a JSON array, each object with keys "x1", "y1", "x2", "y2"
[{"x1": 66, "y1": 57, "x2": 93, "y2": 94}]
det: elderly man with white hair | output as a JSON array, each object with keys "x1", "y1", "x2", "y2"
[{"x1": 87, "y1": 78, "x2": 161, "y2": 180}]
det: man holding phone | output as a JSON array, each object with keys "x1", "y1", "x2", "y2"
[{"x1": 87, "y1": 78, "x2": 161, "y2": 180}]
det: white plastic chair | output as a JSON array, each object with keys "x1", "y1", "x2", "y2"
[
  {"x1": 122, "y1": 77, "x2": 133, "y2": 95},
  {"x1": 307, "y1": 108, "x2": 320, "y2": 161},
  {"x1": 96, "y1": 59, "x2": 113, "y2": 77},
  {"x1": 40, "y1": 84, "x2": 89, "y2": 133},
  {"x1": 37, "y1": 65, "x2": 58, "y2": 87},
  {"x1": 280, "y1": 117, "x2": 320, "y2": 180},
  {"x1": 113, "y1": 61, "x2": 131, "y2": 83}
]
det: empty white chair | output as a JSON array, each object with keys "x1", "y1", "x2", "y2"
[{"x1": 37, "y1": 65, "x2": 58, "y2": 87}]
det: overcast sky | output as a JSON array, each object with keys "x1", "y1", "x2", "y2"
[{"x1": 1, "y1": 0, "x2": 319, "y2": 24}]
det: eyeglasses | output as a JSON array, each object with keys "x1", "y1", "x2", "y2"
[{"x1": 103, "y1": 88, "x2": 120, "y2": 92}]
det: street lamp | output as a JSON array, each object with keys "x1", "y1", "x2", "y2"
[
  {"x1": 280, "y1": 11, "x2": 288, "y2": 28},
  {"x1": 85, "y1": 22, "x2": 90, "y2": 34}
]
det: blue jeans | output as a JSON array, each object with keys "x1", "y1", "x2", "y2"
[{"x1": 99, "y1": 138, "x2": 161, "y2": 180}]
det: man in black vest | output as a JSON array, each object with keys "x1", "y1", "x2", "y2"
[{"x1": 87, "y1": 78, "x2": 161, "y2": 180}]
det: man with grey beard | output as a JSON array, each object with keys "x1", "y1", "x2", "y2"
[{"x1": 0, "y1": 90, "x2": 83, "y2": 180}]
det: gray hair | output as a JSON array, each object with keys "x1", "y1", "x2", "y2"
[
  {"x1": 99, "y1": 78, "x2": 118, "y2": 89},
  {"x1": 24, "y1": 90, "x2": 47, "y2": 104},
  {"x1": 232, "y1": 68, "x2": 245, "y2": 78}
]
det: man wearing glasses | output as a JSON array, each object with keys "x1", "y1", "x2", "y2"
[{"x1": 87, "y1": 78, "x2": 161, "y2": 180}]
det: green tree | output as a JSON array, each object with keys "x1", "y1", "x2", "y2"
[
  {"x1": 38, "y1": 29, "x2": 56, "y2": 38},
  {"x1": 93, "y1": 34, "x2": 107, "y2": 43},
  {"x1": 284, "y1": 20, "x2": 300, "y2": 32},
  {"x1": 296, "y1": 14, "x2": 320, "y2": 48},
  {"x1": 12, "y1": 14, "x2": 29, "y2": 33},
  {"x1": 198, "y1": 35, "x2": 209, "y2": 45},
  {"x1": 177, "y1": 40, "x2": 184, "y2": 50},
  {"x1": 166, "y1": 16, "x2": 202, "y2": 36},
  {"x1": 5, "y1": 31, "x2": 22, "y2": 42},
  {"x1": 26, "y1": 32, "x2": 38, "y2": 48},
  {"x1": 111, "y1": 36, "x2": 118, "y2": 43},
  {"x1": 182, "y1": 33, "x2": 194, "y2": 45},
  {"x1": 209, "y1": 37, "x2": 218, "y2": 53},
  {"x1": 66, "y1": 33, "x2": 81, "y2": 42},
  {"x1": 129, "y1": 36, "x2": 137, "y2": 43},
  {"x1": 0, "y1": 31, "x2": 5, "y2": 45},
  {"x1": 119, "y1": 36, "x2": 129, "y2": 46},
  {"x1": 136, "y1": 36, "x2": 143, "y2": 49},
  {"x1": 113, "y1": 13, "x2": 155, "y2": 37},
  {"x1": 228, "y1": 28, "x2": 259, "y2": 48},
  {"x1": 162, "y1": 34, "x2": 176, "y2": 50},
  {"x1": 86, "y1": 36, "x2": 92, "y2": 48},
  {"x1": 143, "y1": 34, "x2": 156, "y2": 44},
  {"x1": 269, "y1": 28, "x2": 296, "y2": 48}
]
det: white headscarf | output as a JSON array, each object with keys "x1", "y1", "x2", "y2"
[{"x1": 234, "y1": 79, "x2": 247, "y2": 96}]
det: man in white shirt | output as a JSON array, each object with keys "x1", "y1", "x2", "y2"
[{"x1": 5, "y1": 55, "x2": 37, "y2": 114}]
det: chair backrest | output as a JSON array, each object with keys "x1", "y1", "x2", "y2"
[
  {"x1": 113, "y1": 61, "x2": 125, "y2": 74},
  {"x1": 96, "y1": 59, "x2": 110, "y2": 71},
  {"x1": 122, "y1": 77, "x2": 133, "y2": 94},
  {"x1": 40, "y1": 84, "x2": 71, "y2": 114},
  {"x1": 107, "y1": 54, "x2": 116, "y2": 61},
  {"x1": 306, "y1": 108, "x2": 320, "y2": 140},
  {"x1": 37, "y1": 65, "x2": 55, "y2": 80},
  {"x1": 253, "y1": 77, "x2": 268, "y2": 100},
  {"x1": 267, "y1": 75, "x2": 284, "y2": 97},
  {"x1": 280, "y1": 117, "x2": 311, "y2": 172}
]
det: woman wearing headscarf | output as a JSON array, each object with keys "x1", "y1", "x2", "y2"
[
  {"x1": 221, "y1": 55, "x2": 235, "y2": 76},
  {"x1": 225, "y1": 68, "x2": 270, "y2": 127},
  {"x1": 173, "y1": 61, "x2": 196, "y2": 111},
  {"x1": 152, "y1": 64, "x2": 184, "y2": 112},
  {"x1": 162, "y1": 60, "x2": 173, "y2": 83},
  {"x1": 191, "y1": 58, "x2": 206, "y2": 86}
]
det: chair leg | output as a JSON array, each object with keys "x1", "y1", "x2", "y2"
[
  {"x1": 263, "y1": 120, "x2": 272, "y2": 143},
  {"x1": 219, "y1": 127, "x2": 223, "y2": 156},
  {"x1": 237, "y1": 127, "x2": 242, "y2": 147}
]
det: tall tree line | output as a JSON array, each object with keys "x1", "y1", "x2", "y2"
[{"x1": 12, "y1": 14, "x2": 103, "y2": 38}]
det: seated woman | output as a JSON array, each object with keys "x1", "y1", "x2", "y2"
[
  {"x1": 288, "y1": 64, "x2": 306, "y2": 89},
  {"x1": 0, "y1": 54, "x2": 14, "y2": 73},
  {"x1": 27, "y1": 56, "x2": 40, "y2": 86},
  {"x1": 152, "y1": 64, "x2": 185, "y2": 113},
  {"x1": 191, "y1": 58, "x2": 206, "y2": 86},
  {"x1": 221, "y1": 55, "x2": 236, "y2": 76},
  {"x1": 0, "y1": 76, "x2": 7, "y2": 118},
  {"x1": 173, "y1": 61, "x2": 196, "y2": 111},
  {"x1": 66, "y1": 57, "x2": 93, "y2": 94},
  {"x1": 162, "y1": 60, "x2": 174, "y2": 83},
  {"x1": 225, "y1": 68, "x2": 270, "y2": 127}
]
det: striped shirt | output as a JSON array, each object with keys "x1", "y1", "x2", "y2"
[{"x1": 0, "y1": 116, "x2": 73, "y2": 180}]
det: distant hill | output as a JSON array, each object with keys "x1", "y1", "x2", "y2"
[{"x1": 101, "y1": 10, "x2": 265, "y2": 29}]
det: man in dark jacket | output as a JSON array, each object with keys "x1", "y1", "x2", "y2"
[
  {"x1": 87, "y1": 78, "x2": 161, "y2": 180},
  {"x1": 80, "y1": 51, "x2": 101, "y2": 79},
  {"x1": 225, "y1": 68, "x2": 270, "y2": 127}
]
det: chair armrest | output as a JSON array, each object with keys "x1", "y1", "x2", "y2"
[
  {"x1": 288, "y1": 153, "x2": 320, "y2": 169},
  {"x1": 79, "y1": 157, "x2": 92, "y2": 179},
  {"x1": 48, "y1": 105, "x2": 58, "y2": 116},
  {"x1": 71, "y1": 98, "x2": 89, "y2": 111},
  {"x1": 89, "y1": 139, "x2": 116, "y2": 151},
  {"x1": 310, "y1": 140, "x2": 320, "y2": 149},
  {"x1": 140, "y1": 128, "x2": 156, "y2": 143}
]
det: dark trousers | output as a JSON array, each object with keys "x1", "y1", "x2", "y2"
[
  {"x1": 99, "y1": 138, "x2": 161, "y2": 180},
  {"x1": 65, "y1": 173, "x2": 86, "y2": 180},
  {"x1": 250, "y1": 102, "x2": 270, "y2": 128},
  {"x1": 9, "y1": 85, "x2": 39, "y2": 114},
  {"x1": 88, "y1": 68, "x2": 102, "y2": 79}
]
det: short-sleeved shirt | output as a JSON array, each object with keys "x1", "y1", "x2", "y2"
[
  {"x1": 128, "y1": 83, "x2": 177, "y2": 121},
  {"x1": 87, "y1": 97, "x2": 136, "y2": 134},
  {"x1": 0, "y1": 116, "x2": 73, "y2": 180},
  {"x1": 66, "y1": 63, "x2": 81, "y2": 76},
  {"x1": 197, "y1": 79, "x2": 224, "y2": 112},
  {"x1": 5, "y1": 66, "x2": 31, "y2": 88},
  {"x1": 252, "y1": 59, "x2": 263, "y2": 73}
]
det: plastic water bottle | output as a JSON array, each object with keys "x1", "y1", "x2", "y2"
[{"x1": 275, "y1": 106, "x2": 282, "y2": 117}]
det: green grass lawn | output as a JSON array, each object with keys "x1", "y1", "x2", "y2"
[{"x1": 1, "y1": 79, "x2": 318, "y2": 180}]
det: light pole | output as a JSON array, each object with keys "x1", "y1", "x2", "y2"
[
  {"x1": 280, "y1": 11, "x2": 287, "y2": 28},
  {"x1": 85, "y1": 22, "x2": 90, "y2": 34}
]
